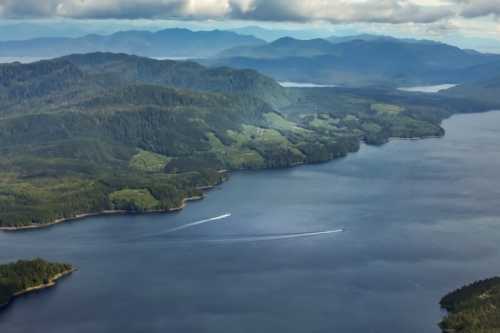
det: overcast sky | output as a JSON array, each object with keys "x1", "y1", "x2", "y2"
[{"x1": 1, "y1": 0, "x2": 500, "y2": 52}]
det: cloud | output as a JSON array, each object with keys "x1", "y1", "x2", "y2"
[
  {"x1": 457, "y1": 0, "x2": 500, "y2": 18},
  {"x1": 230, "y1": 0, "x2": 454, "y2": 24},
  {"x1": 0, "y1": 0, "x2": 497, "y2": 24}
]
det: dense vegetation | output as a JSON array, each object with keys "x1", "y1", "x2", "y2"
[
  {"x1": 440, "y1": 277, "x2": 500, "y2": 333},
  {"x1": 282, "y1": 86, "x2": 493, "y2": 145},
  {"x1": 0, "y1": 53, "x2": 493, "y2": 228},
  {"x1": 0, "y1": 259, "x2": 73, "y2": 307}
]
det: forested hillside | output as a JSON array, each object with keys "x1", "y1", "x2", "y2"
[{"x1": 0, "y1": 53, "x2": 490, "y2": 228}]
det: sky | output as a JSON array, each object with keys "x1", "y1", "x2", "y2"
[{"x1": 0, "y1": 0, "x2": 500, "y2": 52}]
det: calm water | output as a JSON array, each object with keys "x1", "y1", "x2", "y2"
[
  {"x1": 398, "y1": 84, "x2": 458, "y2": 93},
  {"x1": 2, "y1": 111, "x2": 500, "y2": 333}
]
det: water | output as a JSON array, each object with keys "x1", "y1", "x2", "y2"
[
  {"x1": 398, "y1": 84, "x2": 458, "y2": 93},
  {"x1": 279, "y1": 81, "x2": 337, "y2": 88},
  {"x1": 0, "y1": 57, "x2": 48, "y2": 64},
  {"x1": 2, "y1": 111, "x2": 500, "y2": 333}
]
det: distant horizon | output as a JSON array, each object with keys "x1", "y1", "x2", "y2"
[{"x1": 1, "y1": 21, "x2": 500, "y2": 54}]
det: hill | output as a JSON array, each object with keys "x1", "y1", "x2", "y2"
[
  {"x1": 0, "y1": 54, "x2": 357, "y2": 228},
  {"x1": 218, "y1": 37, "x2": 336, "y2": 59},
  {"x1": 0, "y1": 52, "x2": 291, "y2": 112},
  {"x1": 0, "y1": 28, "x2": 265, "y2": 59},
  {"x1": 0, "y1": 53, "x2": 491, "y2": 229},
  {"x1": 210, "y1": 38, "x2": 500, "y2": 87}
]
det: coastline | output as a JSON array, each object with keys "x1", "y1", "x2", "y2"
[
  {"x1": 0, "y1": 268, "x2": 76, "y2": 309},
  {"x1": 4, "y1": 111, "x2": 497, "y2": 233},
  {"x1": 0, "y1": 195, "x2": 205, "y2": 232},
  {"x1": 0, "y1": 132, "x2": 446, "y2": 233}
]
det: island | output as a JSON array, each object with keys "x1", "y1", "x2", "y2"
[
  {"x1": 439, "y1": 277, "x2": 500, "y2": 332},
  {"x1": 0, "y1": 259, "x2": 75, "y2": 309}
]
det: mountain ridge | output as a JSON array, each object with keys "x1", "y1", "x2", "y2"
[
  {"x1": 0, "y1": 28, "x2": 265, "y2": 58},
  {"x1": 209, "y1": 37, "x2": 500, "y2": 86}
]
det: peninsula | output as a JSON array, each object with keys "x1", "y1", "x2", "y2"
[{"x1": 0, "y1": 259, "x2": 75, "y2": 310}]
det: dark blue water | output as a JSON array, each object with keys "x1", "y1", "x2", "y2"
[{"x1": 2, "y1": 111, "x2": 500, "y2": 333}]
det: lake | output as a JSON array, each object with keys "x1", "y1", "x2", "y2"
[
  {"x1": 1, "y1": 111, "x2": 500, "y2": 333},
  {"x1": 0, "y1": 57, "x2": 48, "y2": 63},
  {"x1": 279, "y1": 81, "x2": 337, "y2": 88},
  {"x1": 398, "y1": 84, "x2": 458, "y2": 93}
]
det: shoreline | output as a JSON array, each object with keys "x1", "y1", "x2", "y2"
[
  {"x1": 387, "y1": 134, "x2": 444, "y2": 142},
  {"x1": 0, "y1": 268, "x2": 76, "y2": 309},
  {"x1": 0, "y1": 133, "x2": 446, "y2": 233},
  {"x1": 0, "y1": 195, "x2": 205, "y2": 232},
  {"x1": 2, "y1": 111, "x2": 498, "y2": 233}
]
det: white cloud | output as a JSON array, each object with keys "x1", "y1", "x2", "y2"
[
  {"x1": 0, "y1": 0, "x2": 454, "y2": 23},
  {"x1": 458, "y1": 0, "x2": 500, "y2": 18},
  {"x1": 0, "y1": 0, "x2": 498, "y2": 25}
]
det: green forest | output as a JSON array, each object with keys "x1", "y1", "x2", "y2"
[
  {"x1": 440, "y1": 277, "x2": 500, "y2": 333},
  {"x1": 0, "y1": 53, "x2": 494, "y2": 228},
  {"x1": 0, "y1": 259, "x2": 73, "y2": 307}
]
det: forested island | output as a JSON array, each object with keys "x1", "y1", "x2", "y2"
[
  {"x1": 440, "y1": 277, "x2": 500, "y2": 333},
  {"x1": 0, "y1": 259, "x2": 74, "y2": 309},
  {"x1": 0, "y1": 53, "x2": 497, "y2": 230}
]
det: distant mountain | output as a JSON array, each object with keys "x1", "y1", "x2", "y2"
[
  {"x1": 219, "y1": 37, "x2": 336, "y2": 59},
  {"x1": 327, "y1": 34, "x2": 440, "y2": 45},
  {"x1": 230, "y1": 26, "x2": 332, "y2": 42},
  {"x1": 0, "y1": 28, "x2": 265, "y2": 59},
  {"x1": 210, "y1": 37, "x2": 500, "y2": 86}
]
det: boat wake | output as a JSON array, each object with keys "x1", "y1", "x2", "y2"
[
  {"x1": 160, "y1": 213, "x2": 232, "y2": 234},
  {"x1": 138, "y1": 213, "x2": 344, "y2": 244},
  {"x1": 200, "y1": 229, "x2": 344, "y2": 243}
]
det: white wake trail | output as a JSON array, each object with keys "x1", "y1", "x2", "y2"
[
  {"x1": 161, "y1": 213, "x2": 232, "y2": 234},
  {"x1": 200, "y1": 229, "x2": 344, "y2": 243}
]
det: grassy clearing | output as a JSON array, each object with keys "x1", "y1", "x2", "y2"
[
  {"x1": 371, "y1": 103, "x2": 404, "y2": 114},
  {"x1": 109, "y1": 189, "x2": 160, "y2": 212},
  {"x1": 264, "y1": 112, "x2": 308, "y2": 133},
  {"x1": 129, "y1": 150, "x2": 171, "y2": 172}
]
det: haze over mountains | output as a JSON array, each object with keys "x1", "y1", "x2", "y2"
[
  {"x1": 0, "y1": 28, "x2": 265, "y2": 58},
  {"x1": 211, "y1": 36, "x2": 500, "y2": 87},
  {"x1": 3, "y1": 27, "x2": 500, "y2": 88}
]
